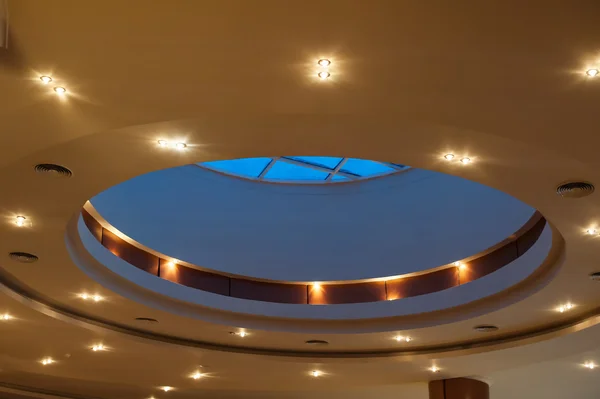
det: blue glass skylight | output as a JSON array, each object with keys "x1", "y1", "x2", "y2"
[{"x1": 199, "y1": 156, "x2": 409, "y2": 183}]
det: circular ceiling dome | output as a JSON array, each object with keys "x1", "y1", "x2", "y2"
[{"x1": 199, "y1": 156, "x2": 409, "y2": 183}]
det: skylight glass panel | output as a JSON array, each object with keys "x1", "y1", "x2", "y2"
[
  {"x1": 286, "y1": 156, "x2": 343, "y2": 170},
  {"x1": 264, "y1": 160, "x2": 329, "y2": 181},
  {"x1": 340, "y1": 158, "x2": 395, "y2": 177},
  {"x1": 331, "y1": 174, "x2": 350, "y2": 181},
  {"x1": 201, "y1": 157, "x2": 272, "y2": 178}
]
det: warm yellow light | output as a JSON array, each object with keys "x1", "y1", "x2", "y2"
[
  {"x1": 317, "y1": 71, "x2": 330, "y2": 80},
  {"x1": 91, "y1": 344, "x2": 105, "y2": 352},
  {"x1": 175, "y1": 142, "x2": 187, "y2": 150},
  {"x1": 311, "y1": 370, "x2": 321, "y2": 377},
  {"x1": 312, "y1": 283, "x2": 321, "y2": 290},
  {"x1": 92, "y1": 294, "x2": 103, "y2": 302},
  {"x1": 191, "y1": 371, "x2": 204, "y2": 380},
  {"x1": 41, "y1": 357, "x2": 54, "y2": 365},
  {"x1": 317, "y1": 59, "x2": 331, "y2": 67},
  {"x1": 460, "y1": 157, "x2": 471, "y2": 164},
  {"x1": 160, "y1": 386, "x2": 174, "y2": 392},
  {"x1": 394, "y1": 335, "x2": 412, "y2": 342},
  {"x1": 584, "y1": 361, "x2": 597, "y2": 369},
  {"x1": 586, "y1": 228, "x2": 597, "y2": 235},
  {"x1": 1, "y1": 313, "x2": 12, "y2": 320},
  {"x1": 238, "y1": 330, "x2": 247, "y2": 338},
  {"x1": 586, "y1": 69, "x2": 599, "y2": 77},
  {"x1": 15, "y1": 216, "x2": 26, "y2": 227},
  {"x1": 40, "y1": 76, "x2": 53, "y2": 84},
  {"x1": 444, "y1": 154, "x2": 455, "y2": 160},
  {"x1": 157, "y1": 139, "x2": 168, "y2": 147},
  {"x1": 54, "y1": 87, "x2": 67, "y2": 95},
  {"x1": 79, "y1": 293, "x2": 89, "y2": 300},
  {"x1": 557, "y1": 303, "x2": 574, "y2": 313},
  {"x1": 429, "y1": 366, "x2": 440, "y2": 373}
]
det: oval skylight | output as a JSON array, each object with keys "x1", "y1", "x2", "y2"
[{"x1": 198, "y1": 157, "x2": 409, "y2": 183}]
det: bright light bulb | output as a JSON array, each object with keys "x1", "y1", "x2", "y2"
[
  {"x1": 317, "y1": 71, "x2": 330, "y2": 80},
  {"x1": 311, "y1": 370, "x2": 321, "y2": 377},
  {"x1": 92, "y1": 344, "x2": 105, "y2": 352},
  {"x1": 444, "y1": 154, "x2": 455, "y2": 160},
  {"x1": 557, "y1": 303, "x2": 573, "y2": 313},
  {"x1": 1, "y1": 313, "x2": 11, "y2": 320},
  {"x1": 41, "y1": 358, "x2": 54, "y2": 365},
  {"x1": 191, "y1": 372, "x2": 203, "y2": 380},
  {"x1": 79, "y1": 293, "x2": 89, "y2": 300},
  {"x1": 460, "y1": 157, "x2": 471, "y2": 164},
  {"x1": 175, "y1": 142, "x2": 187, "y2": 150},
  {"x1": 92, "y1": 295, "x2": 103, "y2": 302},
  {"x1": 317, "y1": 59, "x2": 331, "y2": 67},
  {"x1": 54, "y1": 87, "x2": 66, "y2": 95},
  {"x1": 15, "y1": 216, "x2": 26, "y2": 227},
  {"x1": 429, "y1": 366, "x2": 440, "y2": 373},
  {"x1": 587, "y1": 228, "x2": 597, "y2": 235},
  {"x1": 40, "y1": 76, "x2": 53, "y2": 84},
  {"x1": 161, "y1": 386, "x2": 173, "y2": 392},
  {"x1": 586, "y1": 69, "x2": 599, "y2": 77},
  {"x1": 157, "y1": 139, "x2": 168, "y2": 147},
  {"x1": 584, "y1": 362, "x2": 597, "y2": 369},
  {"x1": 238, "y1": 331, "x2": 247, "y2": 338},
  {"x1": 404, "y1": 336, "x2": 412, "y2": 342}
]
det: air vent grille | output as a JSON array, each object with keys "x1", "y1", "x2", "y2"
[
  {"x1": 556, "y1": 181, "x2": 594, "y2": 198},
  {"x1": 9, "y1": 252, "x2": 39, "y2": 263},
  {"x1": 34, "y1": 163, "x2": 73, "y2": 177}
]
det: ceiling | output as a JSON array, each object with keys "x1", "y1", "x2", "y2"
[{"x1": 1, "y1": 1, "x2": 600, "y2": 398}]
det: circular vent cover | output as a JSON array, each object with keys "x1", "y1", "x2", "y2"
[
  {"x1": 9, "y1": 252, "x2": 39, "y2": 263},
  {"x1": 34, "y1": 163, "x2": 73, "y2": 177},
  {"x1": 589, "y1": 272, "x2": 600, "y2": 281},
  {"x1": 473, "y1": 325, "x2": 499, "y2": 333},
  {"x1": 556, "y1": 181, "x2": 594, "y2": 198}
]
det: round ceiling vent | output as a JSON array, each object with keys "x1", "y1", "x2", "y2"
[
  {"x1": 473, "y1": 325, "x2": 499, "y2": 333},
  {"x1": 305, "y1": 339, "x2": 329, "y2": 346},
  {"x1": 8, "y1": 252, "x2": 39, "y2": 263},
  {"x1": 589, "y1": 272, "x2": 600, "y2": 281},
  {"x1": 556, "y1": 181, "x2": 594, "y2": 198},
  {"x1": 34, "y1": 163, "x2": 73, "y2": 177},
  {"x1": 134, "y1": 317, "x2": 158, "y2": 324}
]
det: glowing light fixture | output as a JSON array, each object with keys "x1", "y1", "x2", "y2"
[
  {"x1": 157, "y1": 139, "x2": 168, "y2": 147},
  {"x1": 160, "y1": 386, "x2": 174, "y2": 392},
  {"x1": 318, "y1": 71, "x2": 330, "y2": 80},
  {"x1": 584, "y1": 361, "x2": 597, "y2": 369},
  {"x1": 40, "y1": 76, "x2": 53, "y2": 84},
  {"x1": 557, "y1": 303, "x2": 574, "y2": 313},
  {"x1": 444, "y1": 154, "x2": 455, "y2": 160},
  {"x1": 238, "y1": 330, "x2": 247, "y2": 338},
  {"x1": 586, "y1": 69, "x2": 599, "y2": 77},
  {"x1": 191, "y1": 371, "x2": 204, "y2": 380},
  {"x1": 1, "y1": 313, "x2": 12, "y2": 320},
  {"x1": 460, "y1": 157, "x2": 471, "y2": 165},
  {"x1": 41, "y1": 357, "x2": 54, "y2": 365},
  {"x1": 429, "y1": 366, "x2": 440, "y2": 373},
  {"x1": 586, "y1": 228, "x2": 597, "y2": 235},
  {"x1": 312, "y1": 283, "x2": 321, "y2": 290},
  {"x1": 15, "y1": 216, "x2": 27, "y2": 227},
  {"x1": 175, "y1": 142, "x2": 187, "y2": 150},
  {"x1": 79, "y1": 293, "x2": 103, "y2": 302},
  {"x1": 394, "y1": 335, "x2": 412, "y2": 343},
  {"x1": 91, "y1": 344, "x2": 105, "y2": 352},
  {"x1": 311, "y1": 370, "x2": 321, "y2": 377},
  {"x1": 54, "y1": 87, "x2": 66, "y2": 95},
  {"x1": 317, "y1": 59, "x2": 331, "y2": 67}
]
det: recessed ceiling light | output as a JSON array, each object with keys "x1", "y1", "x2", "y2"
[
  {"x1": 91, "y1": 344, "x2": 105, "y2": 352},
  {"x1": 311, "y1": 370, "x2": 321, "y2": 377},
  {"x1": 53, "y1": 87, "x2": 67, "y2": 95},
  {"x1": 460, "y1": 157, "x2": 471, "y2": 164},
  {"x1": 444, "y1": 154, "x2": 455, "y2": 160},
  {"x1": 557, "y1": 303, "x2": 574, "y2": 313},
  {"x1": 157, "y1": 139, "x2": 168, "y2": 147},
  {"x1": 1, "y1": 313, "x2": 12, "y2": 320},
  {"x1": 191, "y1": 371, "x2": 204, "y2": 380},
  {"x1": 78, "y1": 293, "x2": 103, "y2": 302},
  {"x1": 40, "y1": 357, "x2": 54, "y2": 365},
  {"x1": 429, "y1": 366, "x2": 440, "y2": 373},
  {"x1": 394, "y1": 335, "x2": 412, "y2": 342},
  {"x1": 586, "y1": 228, "x2": 598, "y2": 235},
  {"x1": 92, "y1": 294, "x2": 103, "y2": 302},
  {"x1": 317, "y1": 59, "x2": 331, "y2": 67},
  {"x1": 40, "y1": 76, "x2": 53, "y2": 84},
  {"x1": 175, "y1": 142, "x2": 187, "y2": 150},
  {"x1": 230, "y1": 330, "x2": 248, "y2": 337},
  {"x1": 583, "y1": 361, "x2": 597, "y2": 369},
  {"x1": 317, "y1": 71, "x2": 330, "y2": 80},
  {"x1": 586, "y1": 69, "x2": 599, "y2": 77},
  {"x1": 160, "y1": 386, "x2": 174, "y2": 392},
  {"x1": 15, "y1": 216, "x2": 27, "y2": 227}
]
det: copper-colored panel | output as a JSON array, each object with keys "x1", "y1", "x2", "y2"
[
  {"x1": 101, "y1": 229, "x2": 159, "y2": 275},
  {"x1": 428, "y1": 380, "x2": 445, "y2": 399},
  {"x1": 159, "y1": 260, "x2": 229, "y2": 296},
  {"x1": 517, "y1": 217, "x2": 546, "y2": 256},
  {"x1": 308, "y1": 282, "x2": 386, "y2": 305},
  {"x1": 81, "y1": 209, "x2": 102, "y2": 242},
  {"x1": 444, "y1": 378, "x2": 489, "y2": 399},
  {"x1": 387, "y1": 268, "x2": 459, "y2": 300},
  {"x1": 460, "y1": 241, "x2": 519, "y2": 284},
  {"x1": 230, "y1": 279, "x2": 307, "y2": 304}
]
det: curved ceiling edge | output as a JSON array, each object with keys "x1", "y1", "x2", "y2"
[{"x1": 81, "y1": 205, "x2": 546, "y2": 305}]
